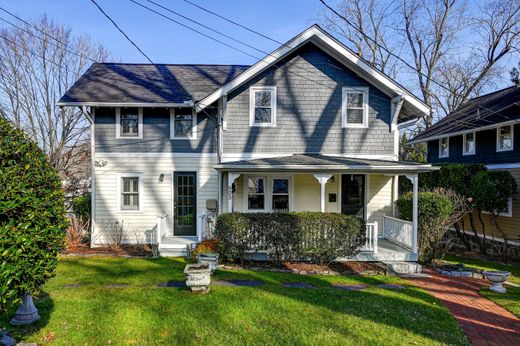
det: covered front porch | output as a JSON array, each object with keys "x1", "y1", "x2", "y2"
[{"x1": 216, "y1": 154, "x2": 437, "y2": 262}]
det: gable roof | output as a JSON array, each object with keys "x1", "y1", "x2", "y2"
[
  {"x1": 410, "y1": 86, "x2": 520, "y2": 143},
  {"x1": 197, "y1": 24, "x2": 430, "y2": 123},
  {"x1": 57, "y1": 63, "x2": 250, "y2": 106}
]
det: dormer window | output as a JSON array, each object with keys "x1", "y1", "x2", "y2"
[
  {"x1": 439, "y1": 137, "x2": 449, "y2": 158},
  {"x1": 170, "y1": 108, "x2": 197, "y2": 139},
  {"x1": 463, "y1": 132, "x2": 475, "y2": 155},
  {"x1": 497, "y1": 125, "x2": 514, "y2": 152},
  {"x1": 342, "y1": 87, "x2": 369, "y2": 128},
  {"x1": 249, "y1": 86, "x2": 276, "y2": 127},
  {"x1": 116, "y1": 107, "x2": 143, "y2": 139}
]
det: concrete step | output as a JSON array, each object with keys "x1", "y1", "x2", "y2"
[
  {"x1": 159, "y1": 247, "x2": 188, "y2": 257},
  {"x1": 382, "y1": 261, "x2": 422, "y2": 274}
]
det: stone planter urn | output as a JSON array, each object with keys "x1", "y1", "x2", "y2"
[
  {"x1": 10, "y1": 294, "x2": 40, "y2": 325},
  {"x1": 483, "y1": 270, "x2": 511, "y2": 293},
  {"x1": 196, "y1": 253, "x2": 219, "y2": 273},
  {"x1": 184, "y1": 263, "x2": 211, "y2": 293}
]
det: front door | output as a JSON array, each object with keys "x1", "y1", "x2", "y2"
[
  {"x1": 173, "y1": 172, "x2": 197, "y2": 236},
  {"x1": 341, "y1": 174, "x2": 365, "y2": 219}
]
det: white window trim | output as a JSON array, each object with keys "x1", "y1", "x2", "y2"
[
  {"x1": 463, "y1": 131, "x2": 476, "y2": 156},
  {"x1": 249, "y1": 86, "x2": 277, "y2": 127},
  {"x1": 243, "y1": 175, "x2": 293, "y2": 212},
  {"x1": 170, "y1": 108, "x2": 197, "y2": 140},
  {"x1": 115, "y1": 107, "x2": 143, "y2": 139},
  {"x1": 496, "y1": 125, "x2": 514, "y2": 152},
  {"x1": 483, "y1": 197, "x2": 513, "y2": 218},
  {"x1": 342, "y1": 87, "x2": 369, "y2": 128},
  {"x1": 439, "y1": 137, "x2": 449, "y2": 158},
  {"x1": 116, "y1": 173, "x2": 144, "y2": 213}
]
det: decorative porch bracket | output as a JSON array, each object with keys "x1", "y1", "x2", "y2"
[
  {"x1": 313, "y1": 173, "x2": 333, "y2": 212},
  {"x1": 227, "y1": 173, "x2": 240, "y2": 213},
  {"x1": 405, "y1": 174, "x2": 419, "y2": 255}
]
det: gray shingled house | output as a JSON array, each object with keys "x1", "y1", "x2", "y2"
[{"x1": 58, "y1": 25, "x2": 435, "y2": 265}]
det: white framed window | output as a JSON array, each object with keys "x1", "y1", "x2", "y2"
[
  {"x1": 496, "y1": 125, "x2": 514, "y2": 152},
  {"x1": 463, "y1": 132, "x2": 476, "y2": 155},
  {"x1": 439, "y1": 137, "x2": 449, "y2": 158},
  {"x1": 116, "y1": 173, "x2": 144, "y2": 212},
  {"x1": 246, "y1": 176, "x2": 266, "y2": 211},
  {"x1": 483, "y1": 197, "x2": 513, "y2": 217},
  {"x1": 342, "y1": 87, "x2": 369, "y2": 128},
  {"x1": 116, "y1": 107, "x2": 143, "y2": 139},
  {"x1": 249, "y1": 86, "x2": 276, "y2": 127},
  {"x1": 170, "y1": 108, "x2": 197, "y2": 139},
  {"x1": 272, "y1": 177, "x2": 290, "y2": 211}
]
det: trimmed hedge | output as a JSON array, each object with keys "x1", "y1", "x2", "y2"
[
  {"x1": 214, "y1": 212, "x2": 366, "y2": 265},
  {"x1": 0, "y1": 116, "x2": 68, "y2": 311}
]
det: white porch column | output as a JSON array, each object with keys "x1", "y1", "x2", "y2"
[
  {"x1": 313, "y1": 173, "x2": 333, "y2": 212},
  {"x1": 405, "y1": 174, "x2": 419, "y2": 254},
  {"x1": 227, "y1": 172, "x2": 240, "y2": 213}
]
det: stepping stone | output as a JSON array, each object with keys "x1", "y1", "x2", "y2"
[
  {"x1": 282, "y1": 282, "x2": 317, "y2": 289},
  {"x1": 376, "y1": 284, "x2": 407, "y2": 290},
  {"x1": 106, "y1": 283, "x2": 130, "y2": 288},
  {"x1": 62, "y1": 283, "x2": 81, "y2": 288},
  {"x1": 157, "y1": 281, "x2": 186, "y2": 288},
  {"x1": 213, "y1": 280, "x2": 263, "y2": 287},
  {"x1": 331, "y1": 284, "x2": 367, "y2": 291}
]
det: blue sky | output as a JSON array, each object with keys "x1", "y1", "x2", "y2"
[{"x1": 1, "y1": 0, "x2": 319, "y2": 64}]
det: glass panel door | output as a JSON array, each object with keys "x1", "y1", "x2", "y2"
[
  {"x1": 173, "y1": 172, "x2": 197, "y2": 236},
  {"x1": 341, "y1": 174, "x2": 365, "y2": 218}
]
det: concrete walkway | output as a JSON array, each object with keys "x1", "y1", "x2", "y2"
[{"x1": 406, "y1": 270, "x2": 520, "y2": 346}]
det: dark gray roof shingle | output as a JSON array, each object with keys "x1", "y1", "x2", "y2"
[
  {"x1": 216, "y1": 154, "x2": 434, "y2": 172},
  {"x1": 411, "y1": 86, "x2": 520, "y2": 143},
  {"x1": 58, "y1": 63, "x2": 250, "y2": 104}
]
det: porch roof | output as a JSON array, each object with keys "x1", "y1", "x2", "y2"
[{"x1": 215, "y1": 154, "x2": 437, "y2": 173}]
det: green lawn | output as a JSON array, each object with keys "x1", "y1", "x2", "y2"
[
  {"x1": 0, "y1": 257, "x2": 469, "y2": 346},
  {"x1": 445, "y1": 254, "x2": 520, "y2": 317}
]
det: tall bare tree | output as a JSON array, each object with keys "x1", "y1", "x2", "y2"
[{"x1": 0, "y1": 16, "x2": 109, "y2": 179}]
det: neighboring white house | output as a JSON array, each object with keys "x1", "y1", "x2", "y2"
[{"x1": 58, "y1": 25, "x2": 435, "y2": 262}]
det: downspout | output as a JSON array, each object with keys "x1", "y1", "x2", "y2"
[{"x1": 80, "y1": 106, "x2": 95, "y2": 244}]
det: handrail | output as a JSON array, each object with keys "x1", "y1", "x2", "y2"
[
  {"x1": 156, "y1": 213, "x2": 167, "y2": 245},
  {"x1": 382, "y1": 214, "x2": 413, "y2": 249},
  {"x1": 364, "y1": 222, "x2": 378, "y2": 253}
]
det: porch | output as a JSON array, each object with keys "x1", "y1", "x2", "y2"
[{"x1": 215, "y1": 154, "x2": 436, "y2": 262}]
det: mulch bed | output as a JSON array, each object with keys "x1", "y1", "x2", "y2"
[
  {"x1": 220, "y1": 261, "x2": 387, "y2": 276},
  {"x1": 62, "y1": 245, "x2": 152, "y2": 257}
]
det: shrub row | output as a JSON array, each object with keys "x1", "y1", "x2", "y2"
[{"x1": 214, "y1": 212, "x2": 366, "y2": 265}]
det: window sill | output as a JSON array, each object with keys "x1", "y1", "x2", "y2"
[
  {"x1": 496, "y1": 148, "x2": 514, "y2": 152},
  {"x1": 341, "y1": 125, "x2": 368, "y2": 129},
  {"x1": 171, "y1": 137, "x2": 197, "y2": 140},
  {"x1": 117, "y1": 210, "x2": 144, "y2": 214},
  {"x1": 249, "y1": 123, "x2": 276, "y2": 128},
  {"x1": 462, "y1": 152, "x2": 475, "y2": 156}
]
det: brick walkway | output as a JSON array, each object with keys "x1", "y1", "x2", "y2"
[{"x1": 406, "y1": 270, "x2": 520, "y2": 346}]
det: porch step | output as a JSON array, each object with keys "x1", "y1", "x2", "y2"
[
  {"x1": 158, "y1": 236, "x2": 198, "y2": 257},
  {"x1": 382, "y1": 261, "x2": 422, "y2": 275}
]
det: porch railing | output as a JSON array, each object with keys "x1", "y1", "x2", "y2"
[
  {"x1": 156, "y1": 214, "x2": 167, "y2": 245},
  {"x1": 382, "y1": 215, "x2": 413, "y2": 250},
  {"x1": 363, "y1": 222, "x2": 378, "y2": 253}
]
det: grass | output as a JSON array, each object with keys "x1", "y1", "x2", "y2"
[
  {"x1": 0, "y1": 256, "x2": 469, "y2": 346},
  {"x1": 445, "y1": 254, "x2": 520, "y2": 317}
]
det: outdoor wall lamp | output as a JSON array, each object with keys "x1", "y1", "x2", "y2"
[{"x1": 159, "y1": 173, "x2": 165, "y2": 182}]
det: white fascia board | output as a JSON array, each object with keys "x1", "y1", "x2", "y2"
[
  {"x1": 215, "y1": 164, "x2": 437, "y2": 172},
  {"x1": 409, "y1": 119, "x2": 520, "y2": 144},
  {"x1": 486, "y1": 163, "x2": 520, "y2": 170},
  {"x1": 197, "y1": 25, "x2": 430, "y2": 117},
  {"x1": 57, "y1": 101, "x2": 194, "y2": 107}
]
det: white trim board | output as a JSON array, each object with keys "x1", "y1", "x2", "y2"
[
  {"x1": 95, "y1": 152, "x2": 217, "y2": 158},
  {"x1": 486, "y1": 163, "x2": 520, "y2": 170},
  {"x1": 196, "y1": 25, "x2": 429, "y2": 118},
  {"x1": 57, "y1": 101, "x2": 194, "y2": 107}
]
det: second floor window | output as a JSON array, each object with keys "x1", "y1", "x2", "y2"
[
  {"x1": 117, "y1": 107, "x2": 143, "y2": 139},
  {"x1": 342, "y1": 87, "x2": 369, "y2": 128},
  {"x1": 463, "y1": 132, "x2": 475, "y2": 155},
  {"x1": 249, "y1": 86, "x2": 276, "y2": 126},
  {"x1": 439, "y1": 137, "x2": 449, "y2": 158},
  {"x1": 497, "y1": 125, "x2": 514, "y2": 152},
  {"x1": 171, "y1": 108, "x2": 196, "y2": 139}
]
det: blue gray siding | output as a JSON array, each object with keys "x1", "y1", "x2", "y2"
[
  {"x1": 223, "y1": 43, "x2": 394, "y2": 155},
  {"x1": 94, "y1": 107, "x2": 217, "y2": 153},
  {"x1": 427, "y1": 123, "x2": 520, "y2": 164}
]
